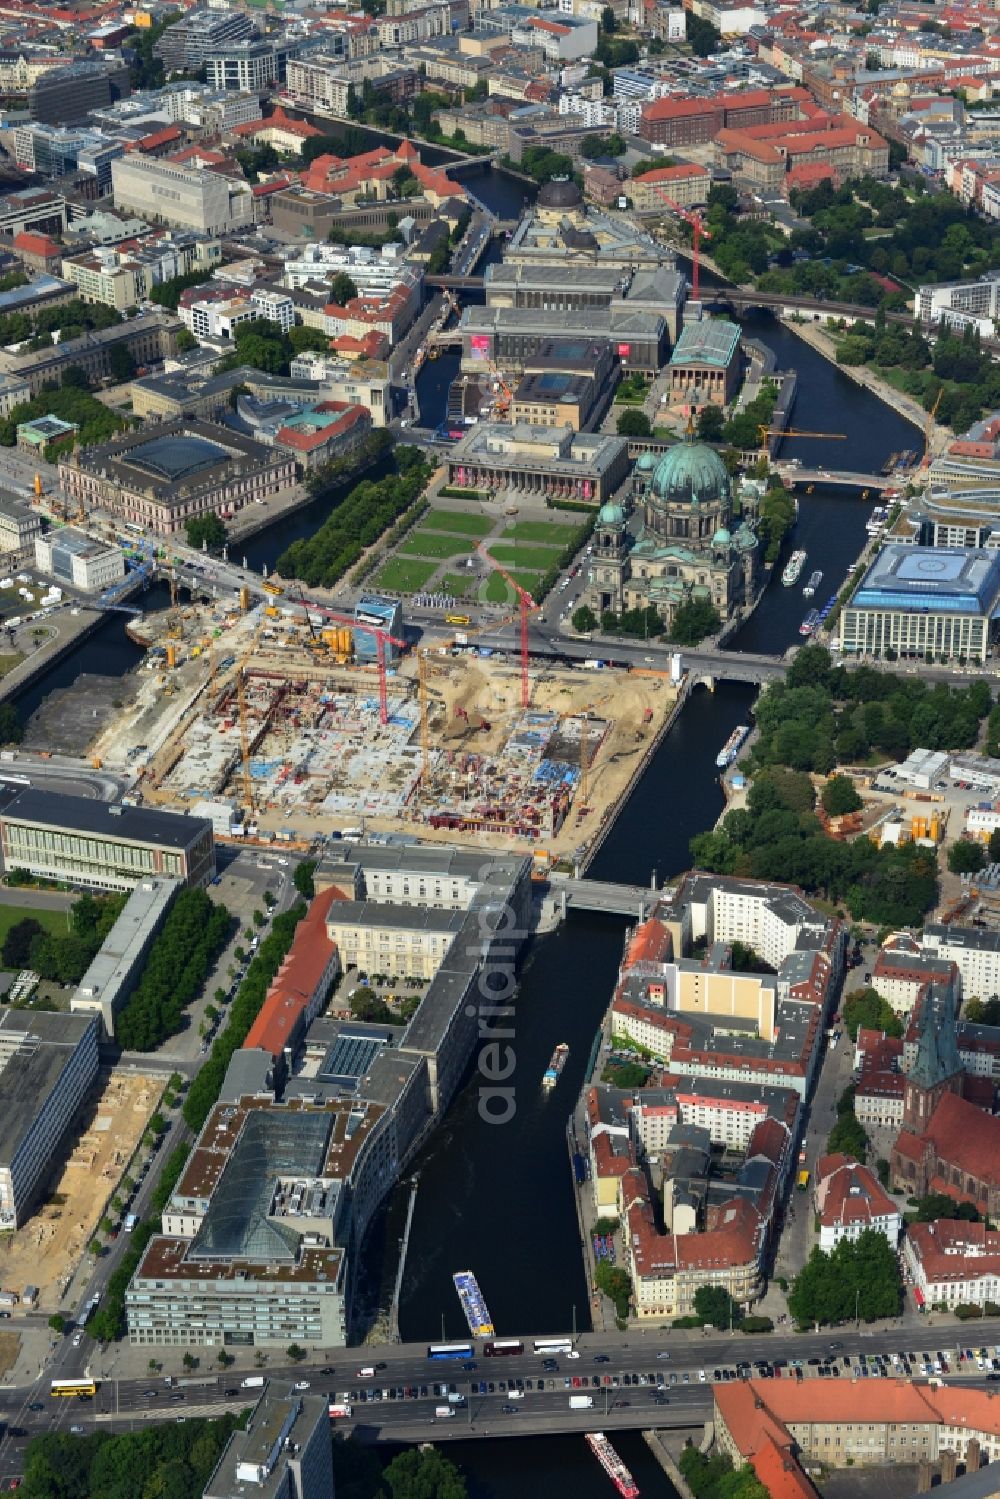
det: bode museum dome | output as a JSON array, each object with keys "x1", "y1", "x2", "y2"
[{"x1": 584, "y1": 435, "x2": 761, "y2": 631}]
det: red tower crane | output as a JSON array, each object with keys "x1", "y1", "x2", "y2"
[
  {"x1": 298, "y1": 596, "x2": 407, "y2": 725},
  {"x1": 476, "y1": 546, "x2": 540, "y2": 710},
  {"x1": 647, "y1": 186, "x2": 712, "y2": 303}
]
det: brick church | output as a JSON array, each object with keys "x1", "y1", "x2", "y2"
[{"x1": 890, "y1": 986, "x2": 1000, "y2": 1216}]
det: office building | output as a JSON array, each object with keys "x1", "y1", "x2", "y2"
[
  {"x1": 0, "y1": 789, "x2": 214, "y2": 891},
  {"x1": 29, "y1": 61, "x2": 129, "y2": 125},
  {"x1": 917, "y1": 273, "x2": 1000, "y2": 336},
  {"x1": 839, "y1": 544, "x2": 1000, "y2": 664},
  {"x1": 0, "y1": 494, "x2": 40, "y2": 555},
  {"x1": 155, "y1": 8, "x2": 256, "y2": 73},
  {"x1": 13, "y1": 124, "x2": 122, "y2": 189},
  {"x1": 35, "y1": 528, "x2": 125, "y2": 594},
  {"x1": 59, "y1": 419, "x2": 296, "y2": 537},
  {"x1": 904, "y1": 1219, "x2": 1000, "y2": 1313},
  {"x1": 207, "y1": 38, "x2": 280, "y2": 93},
  {"x1": 458, "y1": 303, "x2": 668, "y2": 379},
  {"x1": 112, "y1": 155, "x2": 253, "y2": 236},
  {"x1": 0, "y1": 311, "x2": 180, "y2": 398},
  {"x1": 202, "y1": 1382, "x2": 334, "y2": 1499},
  {"x1": 0, "y1": 1009, "x2": 99, "y2": 1228},
  {"x1": 922, "y1": 924, "x2": 1000, "y2": 1003},
  {"x1": 71, "y1": 877, "x2": 180, "y2": 1037},
  {"x1": 0, "y1": 189, "x2": 67, "y2": 239}
]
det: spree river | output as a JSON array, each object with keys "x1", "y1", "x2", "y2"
[{"x1": 11, "y1": 168, "x2": 926, "y2": 1491}]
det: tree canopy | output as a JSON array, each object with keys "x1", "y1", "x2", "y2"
[
  {"x1": 21, "y1": 1415, "x2": 238, "y2": 1499},
  {"x1": 843, "y1": 986, "x2": 902, "y2": 1041},
  {"x1": 788, "y1": 1228, "x2": 900, "y2": 1327},
  {"x1": 115, "y1": 888, "x2": 231, "y2": 1052},
  {"x1": 669, "y1": 597, "x2": 721, "y2": 645}
]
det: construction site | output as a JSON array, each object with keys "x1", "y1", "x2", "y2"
[
  {"x1": 88, "y1": 591, "x2": 682, "y2": 862},
  {"x1": 0, "y1": 1071, "x2": 161, "y2": 1311}
]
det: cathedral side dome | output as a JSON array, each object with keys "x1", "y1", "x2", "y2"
[
  {"x1": 598, "y1": 500, "x2": 626, "y2": 527},
  {"x1": 651, "y1": 440, "x2": 731, "y2": 508}
]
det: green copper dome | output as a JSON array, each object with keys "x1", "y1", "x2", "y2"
[
  {"x1": 598, "y1": 500, "x2": 625, "y2": 526},
  {"x1": 651, "y1": 440, "x2": 731, "y2": 508},
  {"x1": 636, "y1": 452, "x2": 656, "y2": 472},
  {"x1": 713, "y1": 526, "x2": 731, "y2": 546}
]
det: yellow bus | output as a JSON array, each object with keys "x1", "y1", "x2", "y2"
[
  {"x1": 51, "y1": 1378, "x2": 98, "y2": 1398},
  {"x1": 796, "y1": 1169, "x2": 810, "y2": 1192},
  {"x1": 263, "y1": 582, "x2": 284, "y2": 597},
  {"x1": 445, "y1": 614, "x2": 471, "y2": 627}
]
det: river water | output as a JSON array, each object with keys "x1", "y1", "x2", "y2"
[{"x1": 15, "y1": 169, "x2": 925, "y2": 1492}]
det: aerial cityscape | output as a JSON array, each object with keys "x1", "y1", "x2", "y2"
[{"x1": 0, "y1": 0, "x2": 995, "y2": 1496}]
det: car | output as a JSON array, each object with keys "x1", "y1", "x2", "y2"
[
  {"x1": 987, "y1": 1373, "x2": 1000, "y2": 1382},
  {"x1": 669, "y1": 1373, "x2": 677, "y2": 1385},
  {"x1": 594, "y1": 1355, "x2": 610, "y2": 1364},
  {"x1": 698, "y1": 1370, "x2": 707, "y2": 1383},
  {"x1": 612, "y1": 1400, "x2": 629, "y2": 1409},
  {"x1": 143, "y1": 1389, "x2": 157, "y2": 1398},
  {"x1": 320, "y1": 1366, "x2": 335, "y2": 1376},
  {"x1": 656, "y1": 1351, "x2": 670, "y2": 1360},
  {"x1": 567, "y1": 1350, "x2": 580, "y2": 1360},
  {"x1": 224, "y1": 1388, "x2": 238, "y2": 1398},
  {"x1": 375, "y1": 1362, "x2": 387, "y2": 1370},
  {"x1": 462, "y1": 1361, "x2": 477, "y2": 1371},
  {"x1": 682, "y1": 1372, "x2": 690, "y2": 1383},
  {"x1": 829, "y1": 1341, "x2": 844, "y2": 1350},
  {"x1": 293, "y1": 1381, "x2": 310, "y2": 1392},
  {"x1": 170, "y1": 1393, "x2": 185, "y2": 1402},
  {"x1": 69, "y1": 1426, "x2": 84, "y2": 1435},
  {"x1": 72, "y1": 1334, "x2": 82, "y2": 1348}
]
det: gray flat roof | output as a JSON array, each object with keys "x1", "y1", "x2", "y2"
[
  {"x1": 0, "y1": 789, "x2": 211, "y2": 851},
  {"x1": 852, "y1": 545, "x2": 1000, "y2": 615},
  {"x1": 203, "y1": 1383, "x2": 328, "y2": 1499},
  {"x1": 0, "y1": 1009, "x2": 96, "y2": 1167},
  {"x1": 327, "y1": 901, "x2": 466, "y2": 936}
]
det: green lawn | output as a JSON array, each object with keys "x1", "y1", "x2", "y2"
[
  {"x1": 481, "y1": 570, "x2": 544, "y2": 604},
  {"x1": 502, "y1": 521, "x2": 578, "y2": 545},
  {"x1": 420, "y1": 510, "x2": 494, "y2": 537},
  {"x1": 373, "y1": 557, "x2": 439, "y2": 593},
  {"x1": 487, "y1": 543, "x2": 561, "y2": 572},
  {"x1": 439, "y1": 573, "x2": 474, "y2": 598},
  {"x1": 0, "y1": 903, "x2": 68, "y2": 965},
  {"x1": 398, "y1": 530, "x2": 476, "y2": 560}
]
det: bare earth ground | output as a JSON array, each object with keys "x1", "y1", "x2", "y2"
[
  {"x1": 0, "y1": 1332, "x2": 19, "y2": 1377},
  {"x1": 0, "y1": 1073, "x2": 161, "y2": 1311}
]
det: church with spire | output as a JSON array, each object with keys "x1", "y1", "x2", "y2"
[{"x1": 891, "y1": 983, "x2": 1000, "y2": 1215}]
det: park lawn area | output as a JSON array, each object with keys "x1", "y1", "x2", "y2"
[
  {"x1": 0, "y1": 903, "x2": 68, "y2": 965},
  {"x1": 373, "y1": 557, "x2": 439, "y2": 593},
  {"x1": 482, "y1": 569, "x2": 543, "y2": 604},
  {"x1": 487, "y1": 543, "x2": 562, "y2": 572},
  {"x1": 502, "y1": 521, "x2": 579, "y2": 545},
  {"x1": 0, "y1": 653, "x2": 21, "y2": 678},
  {"x1": 398, "y1": 530, "x2": 476, "y2": 560},
  {"x1": 419, "y1": 510, "x2": 493, "y2": 537},
  {"x1": 439, "y1": 572, "x2": 474, "y2": 598}
]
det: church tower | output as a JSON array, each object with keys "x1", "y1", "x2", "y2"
[
  {"x1": 902, "y1": 985, "x2": 964, "y2": 1134},
  {"x1": 589, "y1": 500, "x2": 628, "y2": 616}
]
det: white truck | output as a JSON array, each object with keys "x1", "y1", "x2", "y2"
[
  {"x1": 434, "y1": 1406, "x2": 456, "y2": 1419},
  {"x1": 241, "y1": 1376, "x2": 266, "y2": 1389},
  {"x1": 569, "y1": 1395, "x2": 594, "y2": 1410}
]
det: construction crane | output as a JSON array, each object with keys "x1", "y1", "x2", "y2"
[
  {"x1": 647, "y1": 186, "x2": 712, "y2": 302},
  {"x1": 297, "y1": 596, "x2": 407, "y2": 725},
  {"x1": 919, "y1": 389, "x2": 943, "y2": 474},
  {"x1": 757, "y1": 425, "x2": 847, "y2": 462},
  {"x1": 475, "y1": 544, "x2": 541, "y2": 710},
  {"x1": 487, "y1": 358, "x2": 514, "y2": 420}
]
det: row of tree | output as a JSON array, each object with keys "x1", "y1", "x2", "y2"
[
  {"x1": 21, "y1": 1414, "x2": 240, "y2": 1499},
  {"x1": 679, "y1": 1448, "x2": 768, "y2": 1499},
  {"x1": 183, "y1": 902, "x2": 307, "y2": 1134},
  {"x1": 827, "y1": 1084, "x2": 869, "y2": 1160},
  {"x1": 834, "y1": 317, "x2": 1000, "y2": 435},
  {"x1": 115, "y1": 888, "x2": 231, "y2": 1051},
  {"x1": 0, "y1": 297, "x2": 120, "y2": 354},
  {"x1": 277, "y1": 448, "x2": 432, "y2": 588}
]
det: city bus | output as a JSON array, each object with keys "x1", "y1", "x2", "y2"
[
  {"x1": 797, "y1": 1169, "x2": 810, "y2": 1192},
  {"x1": 533, "y1": 1339, "x2": 573, "y2": 1356},
  {"x1": 445, "y1": 614, "x2": 471, "y2": 627},
  {"x1": 484, "y1": 1339, "x2": 524, "y2": 1357},
  {"x1": 50, "y1": 1379, "x2": 98, "y2": 1398},
  {"x1": 426, "y1": 1343, "x2": 474, "y2": 1361},
  {"x1": 263, "y1": 582, "x2": 284, "y2": 598}
]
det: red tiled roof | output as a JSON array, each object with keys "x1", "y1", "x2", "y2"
[
  {"x1": 243, "y1": 887, "x2": 341, "y2": 1058},
  {"x1": 642, "y1": 96, "x2": 721, "y2": 122},
  {"x1": 13, "y1": 230, "x2": 60, "y2": 257},
  {"x1": 634, "y1": 164, "x2": 711, "y2": 185},
  {"x1": 131, "y1": 125, "x2": 183, "y2": 153}
]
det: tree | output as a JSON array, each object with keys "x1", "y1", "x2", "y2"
[
  {"x1": 381, "y1": 1447, "x2": 469, "y2": 1499},
  {"x1": 843, "y1": 986, "x2": 902, "y2": 1040},
  {"x1": 328, "y1": 271, "x2": 358, "y2": 307},
  {"x1": 183, "y1": 1352, "x2": 197, "y2": 1371},
  {"x1": 286, "y1": 1343, "x2": 307, "y2": 1363},
  {"x1": 0, "y1": 703, "x2": 21, "y2": 745},
  {"x1": 595, "y1": 1260, "x2": 631, "y2": 1319},
  {"x1": 949, "y1": 840, "x2": 986, "y2": 875},
  {"x1": 821, "y1": 775, "x2": 863, "y2": 817},
  {"x1": 572, "y1": 604, "x2": 598, "y2": 634},
  {"x1": 687, "y1": 12, "x2": 721, "y2": 54},
  {"x1": 668, "y1": 597, "x2": 721, "y2": 646},
  {"x1": 217, "y1": 1349, "x2": 234, "y2": 1367},
  {"x1": 2, "y1": 916, "x2": 42, "y2": 969},
  {"x1": 107, "y1": 343, "x2": 136, "y2": 383},
  {"x1": 912, "y1": 1192, "x2": 980, "y2": 1223},
  {"x1": 48, "y1": 1313, "x2": 65, "y2": 1333},
  {"x1": 694, "y1": 1284, "x2": 741, "y2": 1330},
  {"x1": 788, "y1": 1229, "x2": 900, "y2": 1327},
  {"x1": 293, "y1": 859, "x2": 316, "y2": 899},
  {"x1": 186, "y1": 514, "x2": 227, "y2": 551},
  {"x1": 696, "y1": 405, "x2": 725, "y2": 442},
  {"x1": 616, "y1": 408, "x2": 651, "y2": 436}
]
